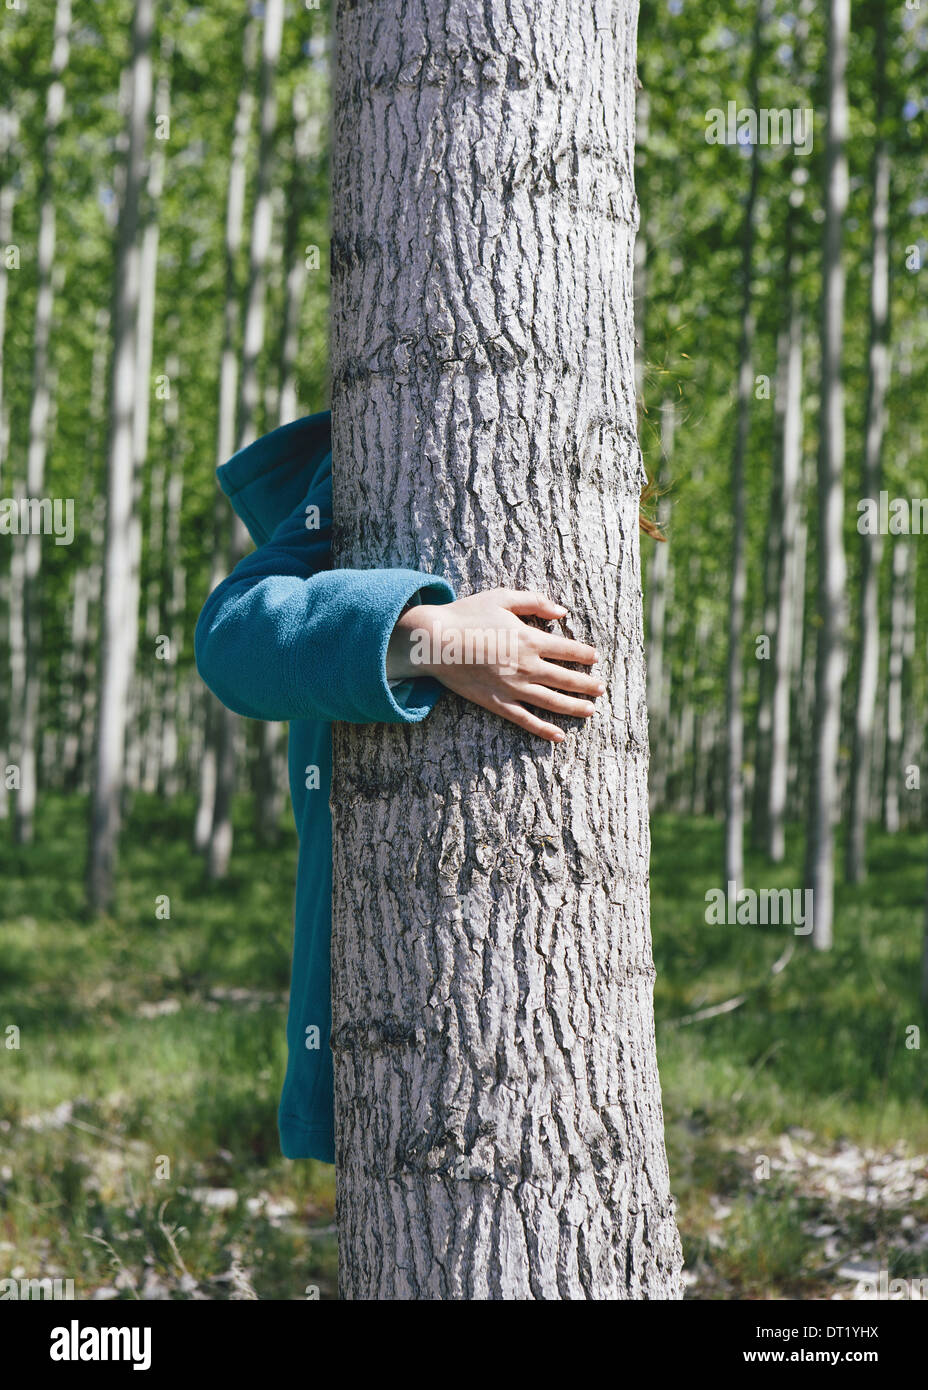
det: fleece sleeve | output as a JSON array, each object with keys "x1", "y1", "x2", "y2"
[{"x1": 194, "y1": 496, "x2": 456, "y2": 726}]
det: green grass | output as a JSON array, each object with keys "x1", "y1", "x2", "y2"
[
  {"x1": 652, "y1": 813, "x2": 928, "y2": 1297},
  {"x1": 1, "y1": 794, "x2": 926, "y2": 1298},
  {"x1": 0, "y1": 792, "x2": 337, "y2": 1300}
]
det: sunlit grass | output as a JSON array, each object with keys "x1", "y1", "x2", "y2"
[{"x1": 1, "y1": 795, "x2": 926, "y2": 1298}]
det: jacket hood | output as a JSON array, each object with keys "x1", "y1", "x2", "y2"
[{"x1": 215, "y1": 409, "x2": 332, "y2": 547}]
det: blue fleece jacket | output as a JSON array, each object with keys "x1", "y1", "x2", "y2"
[{"x1": 194, "y1": 410, "x2": 456, "y2": 1163}]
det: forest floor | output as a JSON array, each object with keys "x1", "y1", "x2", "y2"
[{"x1": 1, "y1": 795, "x2": 926, "y2": 1300}]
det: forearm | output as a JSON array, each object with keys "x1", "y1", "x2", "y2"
[{"x1": 385, "y1": 603, "x2": 444, "y2": 682}]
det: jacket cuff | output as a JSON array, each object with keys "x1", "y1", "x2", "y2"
[{"x1": 289, "y1": 568, "x2": 455, "y2": 725}]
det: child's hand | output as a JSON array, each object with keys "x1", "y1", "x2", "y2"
[{"x1": 386, "y1": 588, "x2": 605, "y2": 742}]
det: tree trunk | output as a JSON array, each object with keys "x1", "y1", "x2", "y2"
[
  {"x1": 646, "y1": 399, "x2": 673, "y2": 812},
  {"x1": 130, "y1": 42, "x2": 172, "y2": 799},
  {"x1": 768, "y1": 211, "x2": 804, "y2": 863},
  {"x1": 0, "y1": 107, "x2": 15, "y2": 488},
  {"x1": 900, "y1": 545, "x2": 916, "y2": 829},
  {"x1": 882, "y1": 539, "x2": 910, "y2": 834},
  {"x1": 0, "y1": 107, "x2": 19, "y2": 821},
  {"x1": 787, "y1": 443, "x2": 810, "y2": 813},
  {"x1": 750, "y1": 328, "x2": 785, "y2": 853},
  {"x1": 633, "y1": 86, "x2": 648, "y2": 408},
  {"x1": 804, "y1": 0, "x2": 850, "y2": 951},
  {"x1": 194, "y1": 19, "x2": 255, "y2": 856},
  {"x1": 76, "y1": 315, "x2": 110, "y2": 796},
  {"x1": 206, "y1": 0, "x2": 283, "y2": 881},
  {"x1": 16, "y1": 0, "x2": 71, "y2": 844},
  {"x1": 846, "y1": 7, "x2": 890, "y2": 881},
  {"x1": 276, "y1": 83, "x2": 321, "y2": 427},
  {"x1": 922, "y1": 865, "x2": 928, "y2": 1014},
  {"x1": 160, "y1": 351, "x2": 185, "y2": 799},
  {"x1": 330, "y1": 0, "x2": 683, "y2": 1301},
  {"x1": 87, "y1": 0, "x2": 154, "y2": 913},
  {"x1": 723, "y1": 0, "x2": 765, "y2": 896}
]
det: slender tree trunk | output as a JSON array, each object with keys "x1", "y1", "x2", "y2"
[
  {"x1": 768, "y1": 217, "x2": 804, "y2": 863},
  {"x1": 16, "y1": 0, "x2": 71, "y2": 843},
  {"x1": 0, "y1": 107, "x2": 17, "y2": 483},
  {"x1": 140, "y1": 445, "x2": 165, "y2": 794},
  {"x1": 882, "y1": 540, "x2": 910, "y2": 834},
  {"x1": 207, "y1": 0, "x2": 284, "y2": 882},
  {"x1": 330, "y1": 0, "x2": 683, "y2": 1301},
  {"x1": 76, "y1": 315, "x2": 110, "y2": 796},
  {"x1": 922, "y1": 856, "x2": 928, "y2": 1014},
  {"x1": 194, "y1": 21, "x2": 255, "y2": 854},
  {"x1": 87, "y1": 0, "x2": 154, "y2": 913},
  {"x1": 0, "y1": 107, "x2": 19, "y2": 821},
  {"x1": 130, "y1": 43, "x2": 172, "y2": 798},
  {"x1": 787, "y1": 442, "x2": 810, "y2": 811},
  {"x1": 633, "y1": 86, "x2": 648, "y2": 409},
  {"x1": 160, "y1": 348, "x2": 184, "y2": 799},
  {"x1": 689, "y1": 611, "x2": 713, "y2": 816},
  {"x1": 276, "y1": 84, "x2": 320, "y2": 427},
  {"x1": 646, "y1": 399, "x2": 673, "y2": 812},
  {"x1": 250, "y1": 80, "x2": 322, "y2": 847},
  {"x1": 724, "y1": 0, "x2": 765, "y2": 896},
  {"x1": 804, "y1": 0, "x2": 850, "y2": 951},
  {"x1": 750, "y1": 335, "x2": 784, "y2": 852},
  {"x1": 900, "y1": 545, "x2": 916, "y2": 828},
  {"x1": 846, "y1": 10, "x2": 890, "y2": 881}
]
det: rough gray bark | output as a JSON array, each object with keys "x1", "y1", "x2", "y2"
[
  {"x1": 846, "y1": 8, "x2": 890, "y2": 882},
  {"x1": 804, "y1": 0, "x2": 849, "y2": 951},
  {"x1": 16, "y1": 0, "x2": 71, "y2": 844},
  {"x1": 330, "y1": 0, "x2": 682, "y2": 1301}
]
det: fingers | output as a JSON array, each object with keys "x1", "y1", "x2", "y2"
[
  {"x1": 482, "y1": 590, "x2": 600, "y2": 666},
  {"x1": 464, "y1": 682, "x2": 603, "y2": 742},
  {"x1": 491, "y1": 588, "x2": 568, "y2": 619},
  {"x1": 519, "y1": 685, "x2": 598, "y2": 718},
  {"x1": 491, "y1": 697, "x2": 566, "y2": 743},
  {"x1": 531, "y1": 663, "x2": 605, "y2": 697},
  {"x1": 533, "y1": 630, "x2": 599, "y2": 665}
]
